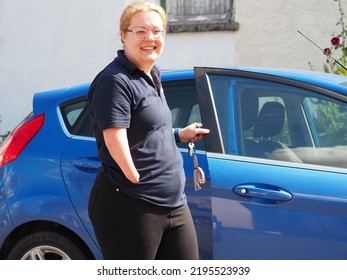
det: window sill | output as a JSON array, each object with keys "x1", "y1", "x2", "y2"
[{"x1": 167, "y1": 17, "x2": 239, "y2": 33}]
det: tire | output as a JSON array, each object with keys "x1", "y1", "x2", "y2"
[{"x1": 7, "y1": 231, "x2": 88, "y2": 260}]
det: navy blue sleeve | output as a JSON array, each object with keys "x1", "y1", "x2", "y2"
[{"x1": 91, "y1": 75, "x2": 132, "y2": 131}]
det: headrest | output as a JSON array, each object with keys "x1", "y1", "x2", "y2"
[{"x1": 253, "y1": 102, "x2": 285, "y2": 138}]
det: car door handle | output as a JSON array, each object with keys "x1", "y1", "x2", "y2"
[
  {"x1": 73, "y1": 157, "x2": 101, "y2": 172},
  {"x1": 234, "y1": 184, "x2": 293, "y2": 201}
]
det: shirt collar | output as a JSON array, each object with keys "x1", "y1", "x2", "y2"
[
  {"x1": 115, "y1": 49, "x2": 160, "y2": 77},
  {"x1": 115, "y1": 50, "x2": 137, "y2": 73}
]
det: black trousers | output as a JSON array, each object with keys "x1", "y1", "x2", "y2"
[{"x1": 88, "y1": 172, "x2": 199, "y2": 260}]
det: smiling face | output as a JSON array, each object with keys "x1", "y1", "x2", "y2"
[{"x1": 121, "y1": 11, "x2": 165, "y2": 75}]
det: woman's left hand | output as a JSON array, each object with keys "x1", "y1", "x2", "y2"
[{"x1": 179, "y1": 123, "x2": 210, "y2": 143}]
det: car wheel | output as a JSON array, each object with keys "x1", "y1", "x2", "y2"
[{"x1": 7, "y1": 231, "x2": 88, "y2": 260}]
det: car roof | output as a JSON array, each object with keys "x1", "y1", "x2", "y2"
[
  {"x1": 241, "y1": 67, "x2": 347, "y2": 92},
  {"x1": 161, "y1": 67, "x2": 347, "y2": 93},
  {"x1": 33, "y1": 83, "x2": 90, "y2": 115}
]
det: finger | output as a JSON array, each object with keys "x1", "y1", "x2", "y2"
[{"x1": 197, "y1": 128, "x2": 210, "y2": 135}]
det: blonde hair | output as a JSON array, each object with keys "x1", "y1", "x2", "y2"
[{"x1": 120, "y1": 1, "x2": 167, "y2": 33}]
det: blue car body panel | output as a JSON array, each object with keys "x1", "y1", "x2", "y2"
[{"x1": 208, "y1": 155, "x2": 347, "y2": 259}]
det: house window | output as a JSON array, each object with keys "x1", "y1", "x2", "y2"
[{"x1": 160, "y1": 0, "x2": 239, "y2": 33}]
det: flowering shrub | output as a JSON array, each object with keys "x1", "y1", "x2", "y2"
[{"x1": 323, "y1": 0, "x2": 347, "y2": 75}]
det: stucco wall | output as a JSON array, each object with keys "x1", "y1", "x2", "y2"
[
  {"x1": 0, "y1": 0, "x2": 123, "y2": 135},
  {"x1": 0, "y1": 0, "x2": 346, "y2": 135},
  {"x1": 234, "y1": 0, "x2": 346, "y2": 70}
]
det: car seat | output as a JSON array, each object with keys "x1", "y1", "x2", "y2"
[{"x1": 253, "y1": 101, "x2": 301, "y2": 162}]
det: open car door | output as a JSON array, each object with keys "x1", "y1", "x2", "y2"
[{"x1": 194, "y1": 67, "x2": 347, "y2": 259}]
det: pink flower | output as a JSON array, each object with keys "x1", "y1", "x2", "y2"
[{"x1": 331, "y1": 37, "x2": 340, "y2": 46}]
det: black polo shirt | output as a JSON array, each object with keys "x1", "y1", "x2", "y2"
[{"x1": 87, "y1": 50, "x2": 186, "y2": 207}]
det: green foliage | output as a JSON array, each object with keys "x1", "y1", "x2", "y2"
[
  {"x1": 160, "y1": 0, "x2": 166, "y2": 11},
  {"x1": 310, "y1": 99, "x2": 347, "y2": 147}
]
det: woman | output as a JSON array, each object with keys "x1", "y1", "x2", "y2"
[{"x1": 87, "y1": 1, "x2": 209, "y2": 260}]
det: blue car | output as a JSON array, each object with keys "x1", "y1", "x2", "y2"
[{"x1": 1, "y1": 67, "x2": 347, "y2": 260}]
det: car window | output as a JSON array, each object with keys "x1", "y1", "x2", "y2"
[
  {"x1": 59, "y1": 97, "x2": 92, "y2": 137},
  {"x1": 63, "y1": 101, "x2": 86, "y2": 127},
  {"x1": 304, "y1": 97, "x2": 347, "y2": 147},
  {"x1": 297, "y1": 96, "x2": 347, "y2": 168},
  {"x1": 59, "y1": 80, "x2": 205, "y2": 148},
  {"x1": 163, "y1": 79, "x2": 204, "y2": 150},
  {"x1": 208, "y1": 75, "x2": 347, "y2": 169},
  {"x1": 58, "y1": 80, "x2": 204, "y2": 145}
]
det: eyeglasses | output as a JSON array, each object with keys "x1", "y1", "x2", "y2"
[{"x1": 125, "y1": 28, "x2": 166, "y2": 40}]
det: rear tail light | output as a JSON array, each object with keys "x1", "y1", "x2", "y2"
[{"x1": 0, "y1": 114, "x2": 44, "y2": 167}]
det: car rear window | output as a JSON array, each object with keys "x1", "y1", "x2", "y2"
[{"x1": 59, "y1": 97, "x2": 93, "y2": 137}]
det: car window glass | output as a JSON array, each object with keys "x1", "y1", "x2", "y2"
[
  {"x1": 298, "y1": 97, "x2": 347, "y2": 168},
  {"x1": 163, "y1": 80, "x2": 204, "y2": 150},
  {"x1": 60, "y1": 98, "x2": 92, "y2": 137},
  {"x1": 208, "y1": 74, "x2": 347, "y2": 169},
  {"x1": 64, "y1": 102, "x2": 86, "y2": 127},
  {"x1": 304, "y1": 97, "x2": 347, "y2": 147},
  {"x1": 188, "y1": 104, "x2": 201, "y2": 124}
]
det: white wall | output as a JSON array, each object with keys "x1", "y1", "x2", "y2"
[
  {"x1": 234, "y1": 0, "x2": 346, "y2": 70},
  {"x1": 0, "y1": 0, "x2": 346, "y2": 135},
  {"x1": 159, "y1": 31, "x2": 235, "y2": 69},
  {"x1": 0, "y1": 0, "x2": 123, "y2": 135}
]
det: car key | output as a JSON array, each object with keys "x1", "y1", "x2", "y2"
[{"x1": 188, "y1": 141, "x2": 194, "y2": 157}]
